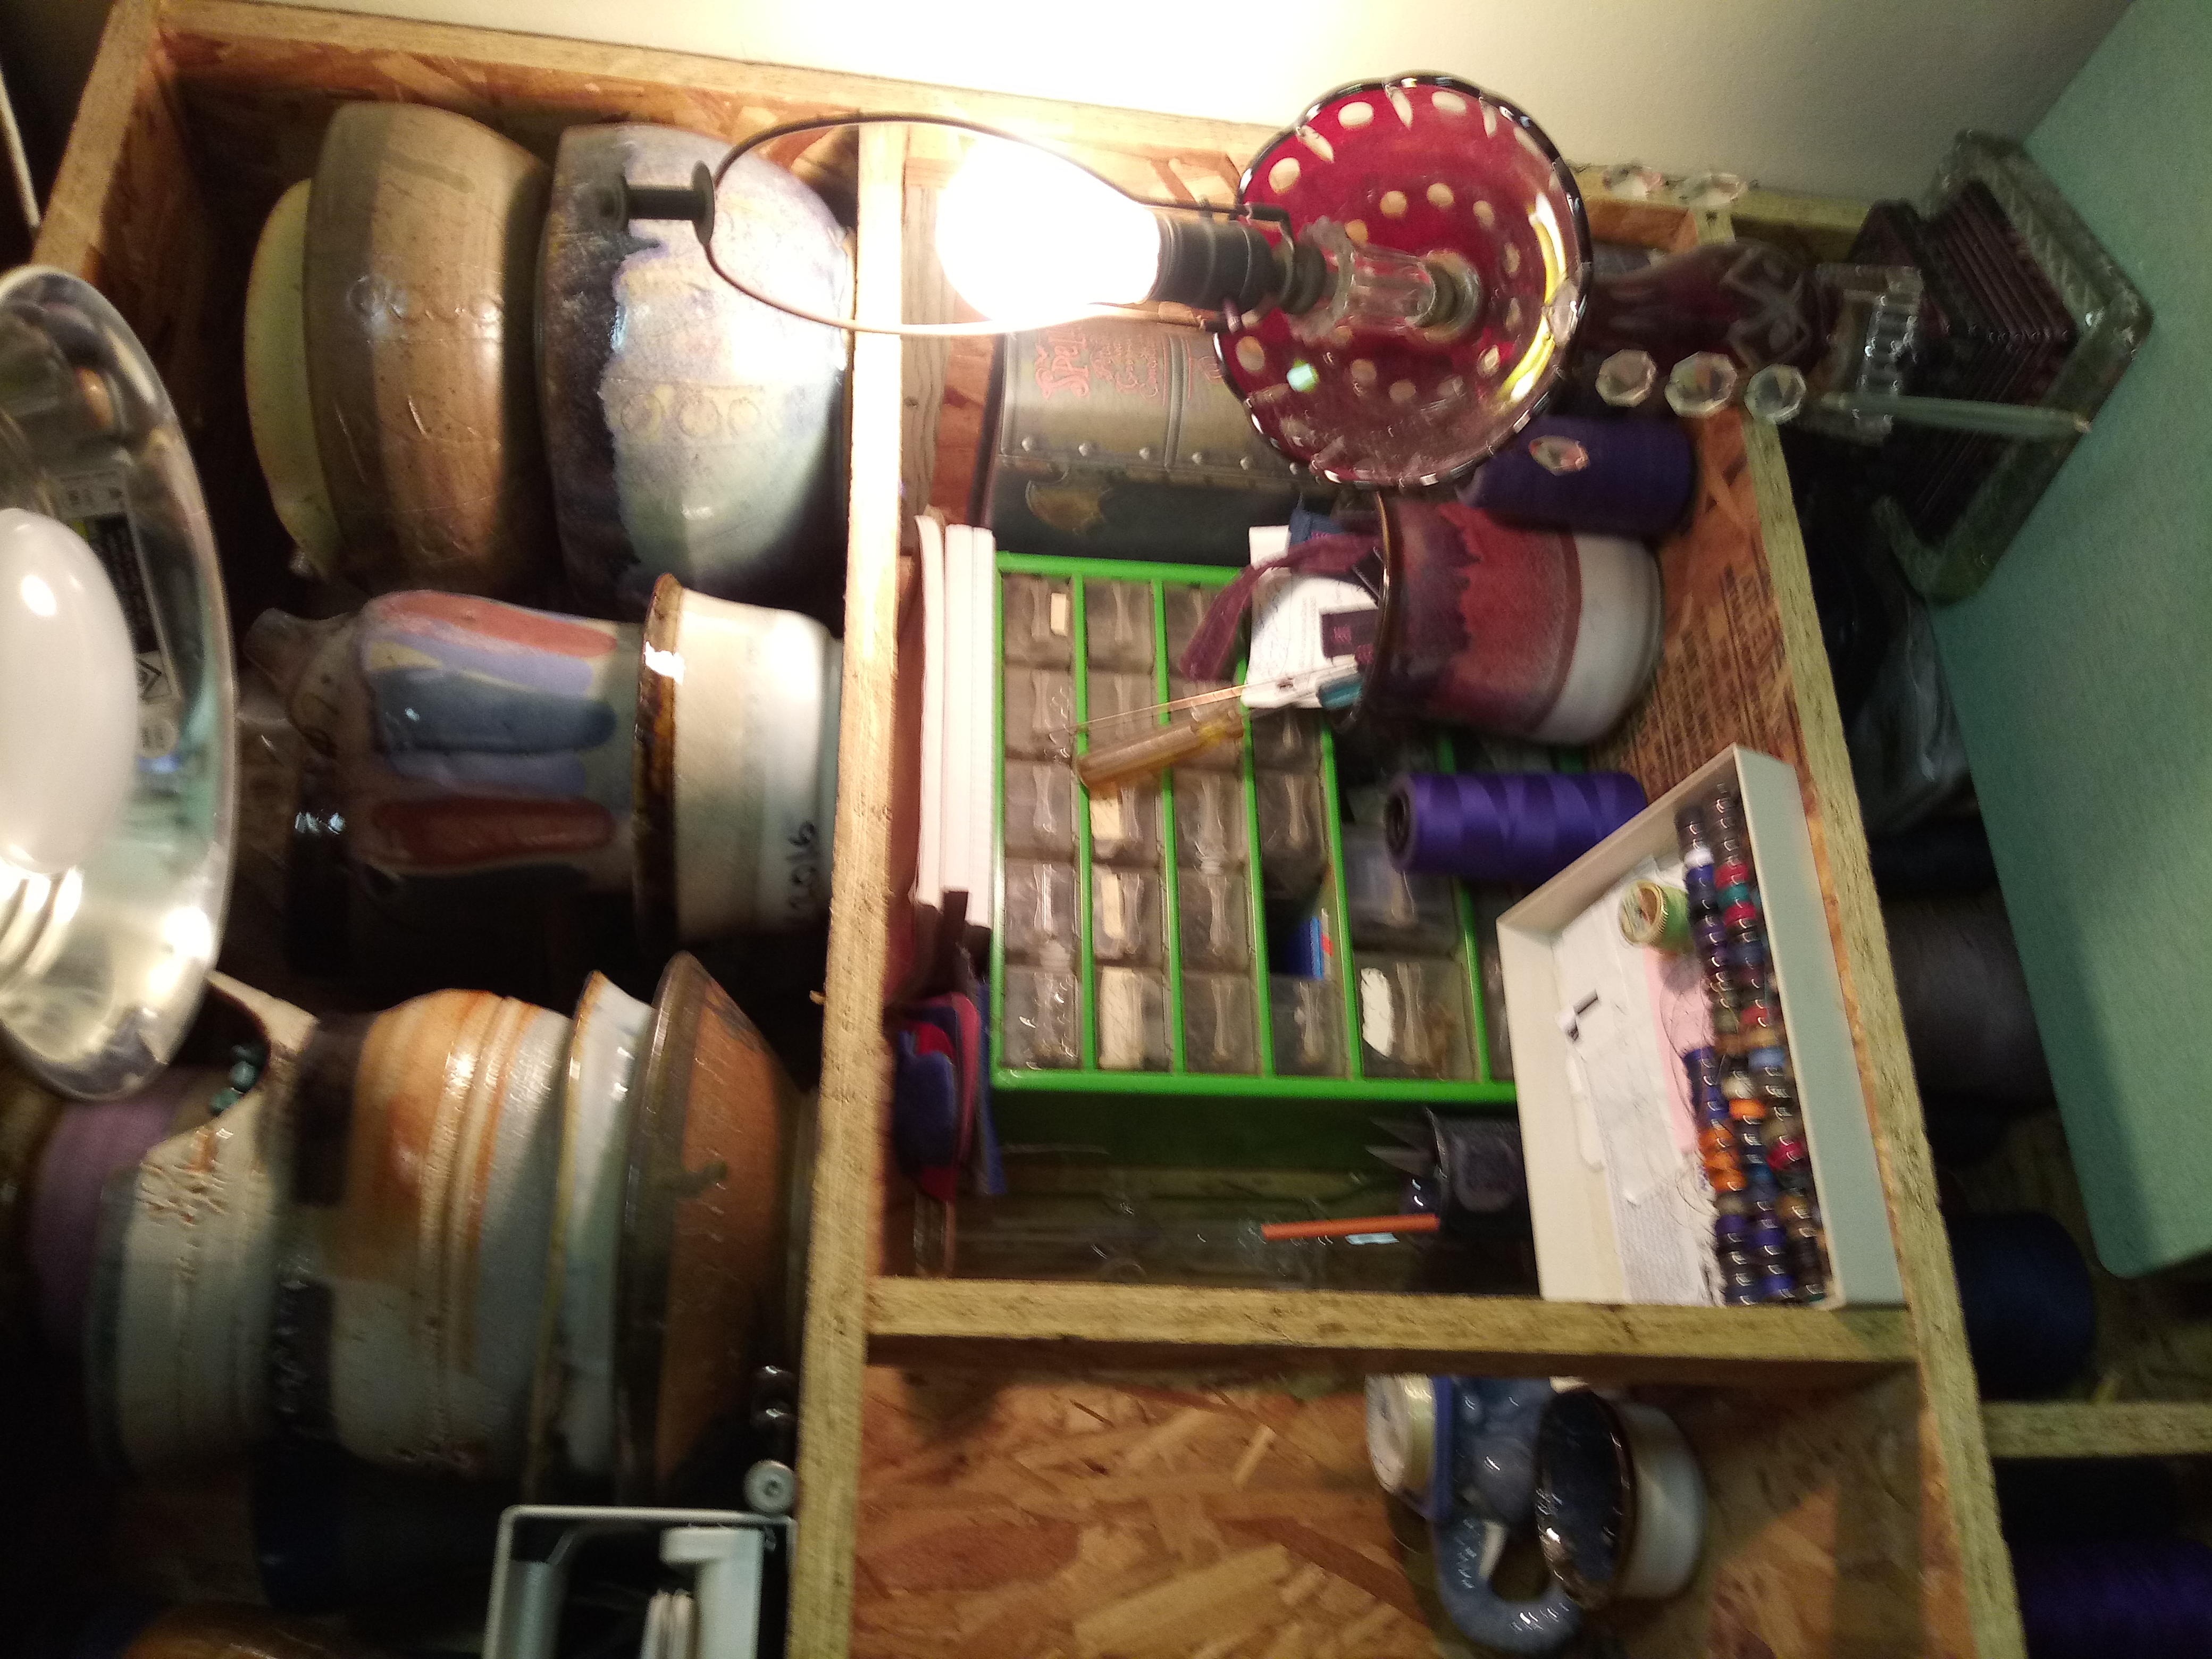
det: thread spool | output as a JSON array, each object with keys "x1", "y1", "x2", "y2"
[
  {"x1": 1948, "y1": 1211, "x2": 2096, "y2": 1399},
  {"x1": 1618, "y1": 879, "x2": 1689, "y2": 951},
  {"x1": 1883, "y1": 893, "x2": 2054, "y2": 1106},
  {"x1": 2010, "y1": 1537, "x2": 2212, "y2": 1659},
  {"x1": 1385, "y1": 771, "x2": 1647, "y2": 886},
  {"x1": 1460, "y1": 415, "x2": 1696, "y2": 539}
]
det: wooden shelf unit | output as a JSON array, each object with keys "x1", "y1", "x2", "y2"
[{"x1": 44, "y1": 3, "x2": 2183, "y2": 1652}]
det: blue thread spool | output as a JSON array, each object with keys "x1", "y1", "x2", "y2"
[{"x1": 1949, "y1": 1211, "x2": 2096, "y2": 1399}]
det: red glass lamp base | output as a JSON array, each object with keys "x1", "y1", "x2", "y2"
[{"x1": 1219, "y1": 76, "x2": 1591, "y2": 487}]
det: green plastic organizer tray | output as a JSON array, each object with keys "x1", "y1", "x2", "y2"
[{"x1": 988, "y1": 552, "x2": 1520, "y2": 1168}]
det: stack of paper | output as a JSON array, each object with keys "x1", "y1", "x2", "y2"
[{"x1": 915, "y1": 518, "x2": 997, "y2": 917}]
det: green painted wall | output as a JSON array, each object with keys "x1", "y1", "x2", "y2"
[{"x1": 1931, "y1": 0, "x2": 2212, "y2": 1275}]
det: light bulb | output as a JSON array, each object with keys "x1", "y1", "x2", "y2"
[
  {"x1": 0, "y1": 508, "x2": 138, "y2": 876},
  {"x1": 934, "y1": 136, "x2": 1161, "y2": 326}
]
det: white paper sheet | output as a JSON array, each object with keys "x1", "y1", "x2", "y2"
[
  {"x1": 1552, "y1": 857, "x2": 1718, "y2": 1305},
  {"x1": 915, "y1": 516, "x2": 945, "y2": 907},
  {"x1": 1242, "y1": 525, "x2": 1375, "y2": 710},
  {"x1": 967, "y1": 527, "x2": 997, "y2": 911},
  {"x1": 940, "y1": 526, "x2": 976, "y2": 907}
]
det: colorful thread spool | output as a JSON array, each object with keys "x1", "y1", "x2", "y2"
[
  {"x1": 1385, "y1": 770, "x2": 1648, "y2": 887},
  {"x1": 1618, "y1": 879, "x2": 1690, "y2": 951}
]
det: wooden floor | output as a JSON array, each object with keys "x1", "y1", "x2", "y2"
[{"x1": 854, "y1": 1372, "x2": 1439, "y2": 1659}]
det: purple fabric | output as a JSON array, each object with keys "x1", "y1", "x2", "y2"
[
  {"x1": 31, "y1": 1070, "x2": 208, "y2": 1353},
  {"x1": 1461, "y1": 415, "x2": 1695, "y2": 540},
  {"x1": 1385, "y1": 771, "x2": 1647, "y2": 886}
]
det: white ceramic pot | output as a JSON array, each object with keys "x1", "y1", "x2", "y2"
[
  {"x1": 1535, "y1": 531, "x2": 1666, "y2": 746},
  {"x1": 635, "y1": 575, "x2": 841, "y2": 944},
  {"x1": 325, "y1": 988, "x2": 569, "y2": 1478},
  {"x1": 88, "y1": 976, "x2": 312, "y2": 1474}
]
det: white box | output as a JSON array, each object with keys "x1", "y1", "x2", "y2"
[{"x1": 1498, "y1": 747, "x2": 1903, "y2": 1309}]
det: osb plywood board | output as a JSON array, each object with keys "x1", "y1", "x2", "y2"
[
  {"x1": 1594, "y1": 412, "x2": 1805, "y2": 795},
  {"x1": 1621, "y1": 1375, "x2": 1972, "y2": 1659},
  {"x1": 852, "y1": 1371, "x2": 1449, "y2": 1659}
]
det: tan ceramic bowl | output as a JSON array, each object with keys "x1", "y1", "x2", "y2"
[{"x1": 302, "y1": 103, "x2": 554, "y2": 598}]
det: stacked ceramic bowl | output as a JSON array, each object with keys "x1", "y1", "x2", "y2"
[
  {"x1": 246, "y1": 104, "x2": 851, "y2": 614},
  {"x1": 242, "y1": 104, "x2": 856, "y2": 941},
  {"x1": 67, "y1": 953, "x2": 809, "y2": 1502}
]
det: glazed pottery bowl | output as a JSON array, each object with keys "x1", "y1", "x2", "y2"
[
  {"x1": 243, "y1": 179, "x2": 343, "y2": 580},
  {"x1": 303, "y1": 103, "x2": 552, "y2": 598},
  {"x1": 529, "y1": 969, "x2": 653, "y2": 1486},
  {"x1": 611, "y1": 951, "x2": 810, "y2": 1501},
  {"x1": 539, "y1": 124, "x2": 851, "y2": 622},
  {"x1": 1368, "y1": 497, "x2": 1661, "y2": 745},
  {"x1": 634, "y1": 574, "x2": 841, "y2": 945},
  {"x1": 323, "y1": 987, "x2": 569, "y2": 1478},
  {"x1": 30, "y1": 1062, "x2": 219, "y2": 1354},
  {"x1": 246, "y1": 581, "x2": 838, "y2": 946},
  {"x1": 1533, "y1": 1388, "x2": 1705, "y2": 1606}
]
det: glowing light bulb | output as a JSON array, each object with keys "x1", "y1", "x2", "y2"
[
  {"x1": 0, "y1": 508, "x2": 138, "y2": 876},
  {"x1": 934, "y1": 136, "x2": 1161, "y2": 326}
]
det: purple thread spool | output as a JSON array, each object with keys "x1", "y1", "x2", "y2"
[
  {"x1": 1385, "y1": 771, "x2": 1647, "y2": 886},
  {"x1": 1460, "y1": 415, "x2": 1696, "y2": 539}
]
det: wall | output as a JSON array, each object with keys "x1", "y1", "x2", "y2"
[
  {"x1": 1926, "y1": 0, "x2": 2212, "y2": 1276},
  {"x1": 0, "y1": 0, "x2": 2133, "y2": 200}
]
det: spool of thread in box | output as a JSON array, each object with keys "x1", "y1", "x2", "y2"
[
  {"x1": 1459, "y1": 415, "x2": 1696, "y2": 539},
  {"x1": 1385, "y1": 771, "x2": 1647, "y2": 887},
  {"x1": 1618, "y1": 879, "x2": 1689, "y2": 950}
]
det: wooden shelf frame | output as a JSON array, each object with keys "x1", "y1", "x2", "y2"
[
  {"x1": 1984, "y1": 1401, "x2": 2212, "y2": 1461},
  {"x1": 31, "y1": 3, "x2": 2122, "y2": 1653},
  {"x1": 870, "y1": 1279, "x2": 1913, "y2": 1384}
]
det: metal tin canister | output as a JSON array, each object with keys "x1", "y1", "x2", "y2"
[{"x1": 980, "y1": 319, "x2": 1306, "y2": 565}]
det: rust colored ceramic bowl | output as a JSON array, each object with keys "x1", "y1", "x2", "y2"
[
  {"x1": 303, "y1": 103, "x2": 553, "y2": 598},
  {"x1": 612, "y1": 950, "x2": 810, "y2": 1501},
  {"x1": 324, "y1": 987, "x2": 568, "y2": 1478}
]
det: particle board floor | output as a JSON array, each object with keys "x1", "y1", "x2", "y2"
[{"x1": 852, "y1": 1371, "x2": 1445, "y2": 1658}]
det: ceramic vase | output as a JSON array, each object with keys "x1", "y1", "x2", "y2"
[
  {"x1": 297, "y1": 103, "x2": 554, "y2": 598},
  {"x1": 539, "y1": 124, "x2": 851, "y2": 622},
  {"x1": 246, "y1": 584, "x2": 839, "y2": 940},
  {"x1": 1365, "y1": 498, "x2": 1661, "y2": 745}
]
